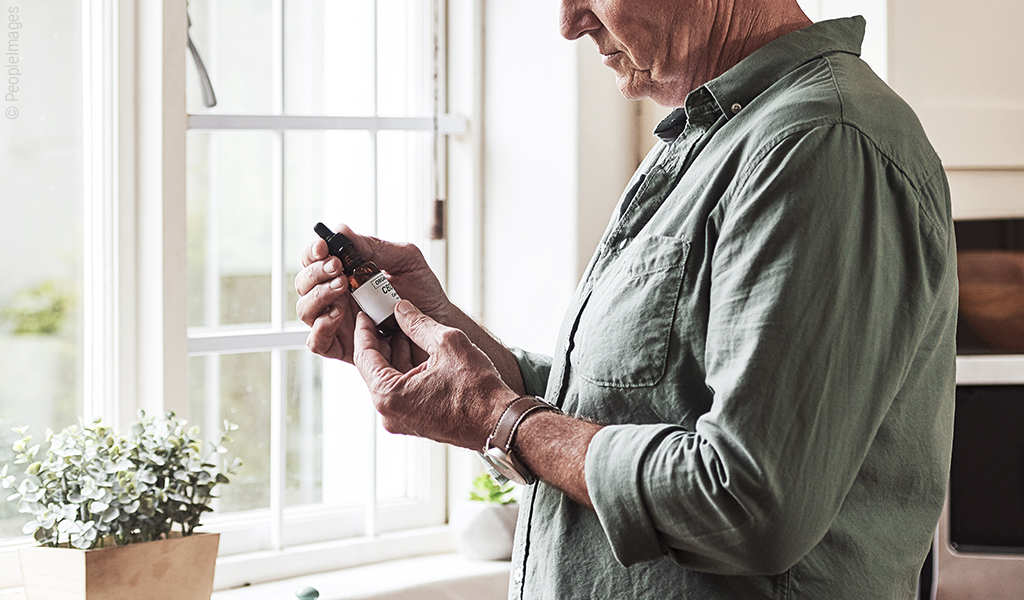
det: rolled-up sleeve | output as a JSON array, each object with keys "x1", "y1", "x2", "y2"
[
  {"x1": 509, "y1": 347, "x2": 553, "y2": 398},
  {"x1": 583, "y1": 124, "x2": 952, "y2": 574},
  {"x1": 586, "y1": 424, "x2": 678, "y2": 565}
]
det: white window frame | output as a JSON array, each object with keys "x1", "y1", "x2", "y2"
[
  {"x1": 182, "y1": 0, "x2": 459, "y2": 556},
  {"x1": 0, "y1": 0, "x2": 486, "y2": 591},
  {"x1": 0, "y1": 0, "x2": 139, "y2": 588}
]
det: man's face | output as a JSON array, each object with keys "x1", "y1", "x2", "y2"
[{"x1": 560, "y1": 0, "x2": 718, "y2": 107}]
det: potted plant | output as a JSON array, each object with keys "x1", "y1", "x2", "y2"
[
  {"x1": 1, "y1": 410, "x2": 241, "y2": 600},
  {"x1": 450, "y1": 472, "x2": 519, "y2": 561}
]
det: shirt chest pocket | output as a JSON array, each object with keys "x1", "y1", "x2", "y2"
[{"x1": 575, "y1": 235, "x2": 690, "y2": 388}]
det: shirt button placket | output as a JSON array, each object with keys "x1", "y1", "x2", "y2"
[{"x1": 512, "y1": 564, "x2": 525, "y2": 599}]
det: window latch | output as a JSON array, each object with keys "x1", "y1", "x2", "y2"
[{"x1": 187, "y1": 9, "x2": 217, "y2": 108}]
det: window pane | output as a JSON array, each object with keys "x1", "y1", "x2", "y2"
[
  {"x1": 286, "y1": 349, "x2": 322, "y2": 507},
  {"x1": 189, "y1": 352, "x2": 271, "y2": 513},
  {"x1": 376, "y1": 130, "x2": 432, "y2": 243},
  {"x1": 183, "y1": 0, "x2": 437, "y2": 118},
  {"x1": 185, "y1": 0, "x2": 274, "y2": 115},
  {"x1": 187, "y1": 131, "x2": 275, "y2": 328},
  {"x1": 284, "y1": 130, "x2": 376, "y2": 323},
  {"x1": 321, "y1": 361, "x2": 373, "y2": 508},
  {"x1": 284, "y1": 0, "x2": 375, "y2": 117},
  {"x1": 377, "y1": 426, "x2": 436, "y2": 503},
  {"x1": 0, "y1": 1, "x2": 84, "y2": 537},
  {"x1": 376, "y1": 0, "x2": 432, "y2": 118}
]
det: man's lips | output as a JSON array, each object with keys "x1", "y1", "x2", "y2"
[{"x1": 601, "y1": 50, "x2": 623, "y2": 66}]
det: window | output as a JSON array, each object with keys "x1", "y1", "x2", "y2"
[
  {"x1": 0, "y1": 0, "x2": 86, "y2": 540},
  {"x1": 0, "y1": 0, "x2": 470, "y2": 588},
  {"x1": 183, "y1": 0, "x2": 462, "y2": 558}
]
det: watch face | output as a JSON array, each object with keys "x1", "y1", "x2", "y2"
[{"x1": 484, "y1": 447, "x2": 531, "y2": 486}]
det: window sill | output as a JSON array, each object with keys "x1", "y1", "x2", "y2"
[
  {"x1": 213, "y1": 553, "x2": 511, "y2": 600},
  {"x1": 1, "y1": 552, "x2": 510, "y2": 600},
  {"x1": 0, "y1": 526, "x2": 482, "y2": 598}
]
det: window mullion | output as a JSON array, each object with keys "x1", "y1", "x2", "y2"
[
  {"x1": 365, "y1": 0, "x2": 381, "y2": 539},
  {"x1": 186, "y1": 114, "x2": 468, "y2": 133},
  {"x1": 136, "y1": 0, "x2": 189, "y2": 418},
  {"x1": 269, "y1": 0, "x2": 287, "y2": 552},
  {"x1": 270, "y1": 348, "x2": 286, "y2": 550},
  {"x1": 82, "y1": 0, "x2": 120, "y2": 425}
]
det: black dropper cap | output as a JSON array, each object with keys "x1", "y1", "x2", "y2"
[
  {"x1": 314, "y1": 222, "x2": 353, "y2": 254},
  {"x1": 314, "y1": 223, "x2": 363, "y2": 274}
]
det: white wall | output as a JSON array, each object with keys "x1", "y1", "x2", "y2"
[
  {"x1": 798, "y1": 0, "x2": 888, "y2": 79},
  {"x1": 887, "y1": 0, "x2": 1024, "y2": 220},
  {"x1": 478, "y1": 1, "x2": 635, "y2": 354}
]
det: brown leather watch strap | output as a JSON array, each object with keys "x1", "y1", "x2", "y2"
[{"x1": 487, "y1": 396, "x2": 560, "y2": 455}]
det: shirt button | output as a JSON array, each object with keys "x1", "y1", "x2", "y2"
[
  {"x1": 731, "y1": 102, "x2": 742, "y2": 114},
  {"x1": 514, "y1": 566, "x2": 524, "y2": 583},
  {"x1": 616, "y1": 238, "x2": 629, "y2": 251}
]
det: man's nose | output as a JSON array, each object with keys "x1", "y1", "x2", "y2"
[{"x1": 559, "y1": 0, "x2": 601, "y2": 41}]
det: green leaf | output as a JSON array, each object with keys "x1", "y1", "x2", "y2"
[{"x1": 468, "y1": 473, "x2": 516, "y2": 504}]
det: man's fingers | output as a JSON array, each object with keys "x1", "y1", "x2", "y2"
[
  {"x1": 300, "y1": 237, "x2": 329, "y2": 268},
  {"x1": 306, "y1": 306, "x2": 349, "y2": 360},
  {"x1": 353, "y1": 312, "x2": 399, "y2": 388},
  {"x1": 334, "y1": 224, "x2": 424, "y2": 276},
  {"x1": 391, "y1": 332, "x2": 414, "y2": 373},
  {"x1": 295, "y1": 277, "x2": 348, "y2": 326},
  {"x1": 393, "y1": 300, "x2": 458, "y2": 355},
  {"x1": 294, "y1": 255, "x2": 342, "y2": 297}
]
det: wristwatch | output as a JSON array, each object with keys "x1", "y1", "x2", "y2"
[{"x1": 481, "y1": 396, "x2": 561, "y2": 485}]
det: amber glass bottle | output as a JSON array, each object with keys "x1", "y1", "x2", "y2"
[{"x1": 315, "y1": 223, "x2": 401, "y2": 337}]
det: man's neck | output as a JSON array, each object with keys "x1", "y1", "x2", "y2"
[
  {"x1": 660, "y1": 1, "x2": 812, "y2": 107},
  {"x1": 714, "y1": 4, "x2": 813, "y2": 78}
]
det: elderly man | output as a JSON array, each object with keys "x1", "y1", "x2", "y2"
[{"x1": 296, "y1": 0, "x2": 957, "y2": 598}]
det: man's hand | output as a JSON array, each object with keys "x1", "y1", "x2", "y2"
[
  {"x1": 354, "y1": 299, "x2": 599, "y2": 508},
  {"x1": 352, "y1": 300, "x2": 519, "y2": 450},
  {"x1": 294, "y1": 224, "x2": 451, "y2": 364}
]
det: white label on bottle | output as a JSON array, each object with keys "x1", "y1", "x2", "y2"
[{"x1": 351, "y1": 272, "x2": 401, "y2": 325}]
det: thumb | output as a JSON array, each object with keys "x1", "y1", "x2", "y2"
[
  {"x1": 394, "y1": 300, "x2": 449, "y2": 354},
  {"x1": 352, "y1": 312, "x2": 399, "y2": 387}
]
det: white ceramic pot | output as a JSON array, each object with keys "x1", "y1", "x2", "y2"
[{"x1": 450, "y1": 501, "x2": 519, "y2": 561}]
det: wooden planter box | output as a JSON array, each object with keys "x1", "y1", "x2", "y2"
[{"x1": 18, "y1": 532, "x2": 219, "y2": 600}]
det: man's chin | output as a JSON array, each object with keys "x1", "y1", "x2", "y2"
[{"x1": 615, "y1": 74, "x2": 651, "y2": 102}]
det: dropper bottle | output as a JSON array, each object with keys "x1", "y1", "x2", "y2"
[{"x1": 315, "y1": 223, "x2": 401, "y2": 337}]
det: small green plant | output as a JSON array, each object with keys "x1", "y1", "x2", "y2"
[
  {"x1": 0, "y1": 411, "x2": 241, "y2": 549},
  {"x1": 1, "y1": 280, "x2": 74, "y2": 335},
  {"x1": 468, "y1": 472, "x2": 515, "y2": 505}
]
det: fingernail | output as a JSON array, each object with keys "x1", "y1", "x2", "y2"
[
  {"x1": 330, "y1": 277, "x2": 344, "y2": 290},
  {"x1": 396, "y1": 300, "x2": 412, "y2": 315},
  {"x1": 329, "y1": 307, "x2": 341, "y2": 319},
  {"x1": 324, "y1": 260, "x2": 337, "y2": 275}
]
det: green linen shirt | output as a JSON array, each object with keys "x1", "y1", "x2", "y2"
[{"x1": 508, "y1": 17, "x2": 957, "y2": 600}]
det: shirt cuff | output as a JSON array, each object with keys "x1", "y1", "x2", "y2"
[
  {"x1": 586, "y1": 423, "x2": 677, "y2": 566},
  {"x1": 508, "y1": 347, "x2": 552, "y2": 398}
]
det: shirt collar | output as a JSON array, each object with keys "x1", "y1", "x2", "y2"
[
  {"x1": 654, "y1": 87, "x2": 718, "y2": 141},
  {"x1": 654, "y1": 16, "x2": 866, "y2": 141}
]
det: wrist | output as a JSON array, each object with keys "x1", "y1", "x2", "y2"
[
  {"x1": 481, "y1": 395, "x2": 561, "y2": 485},
  {"x1": 513, "y1": 411, "x2": 601, "y2": 510}
]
